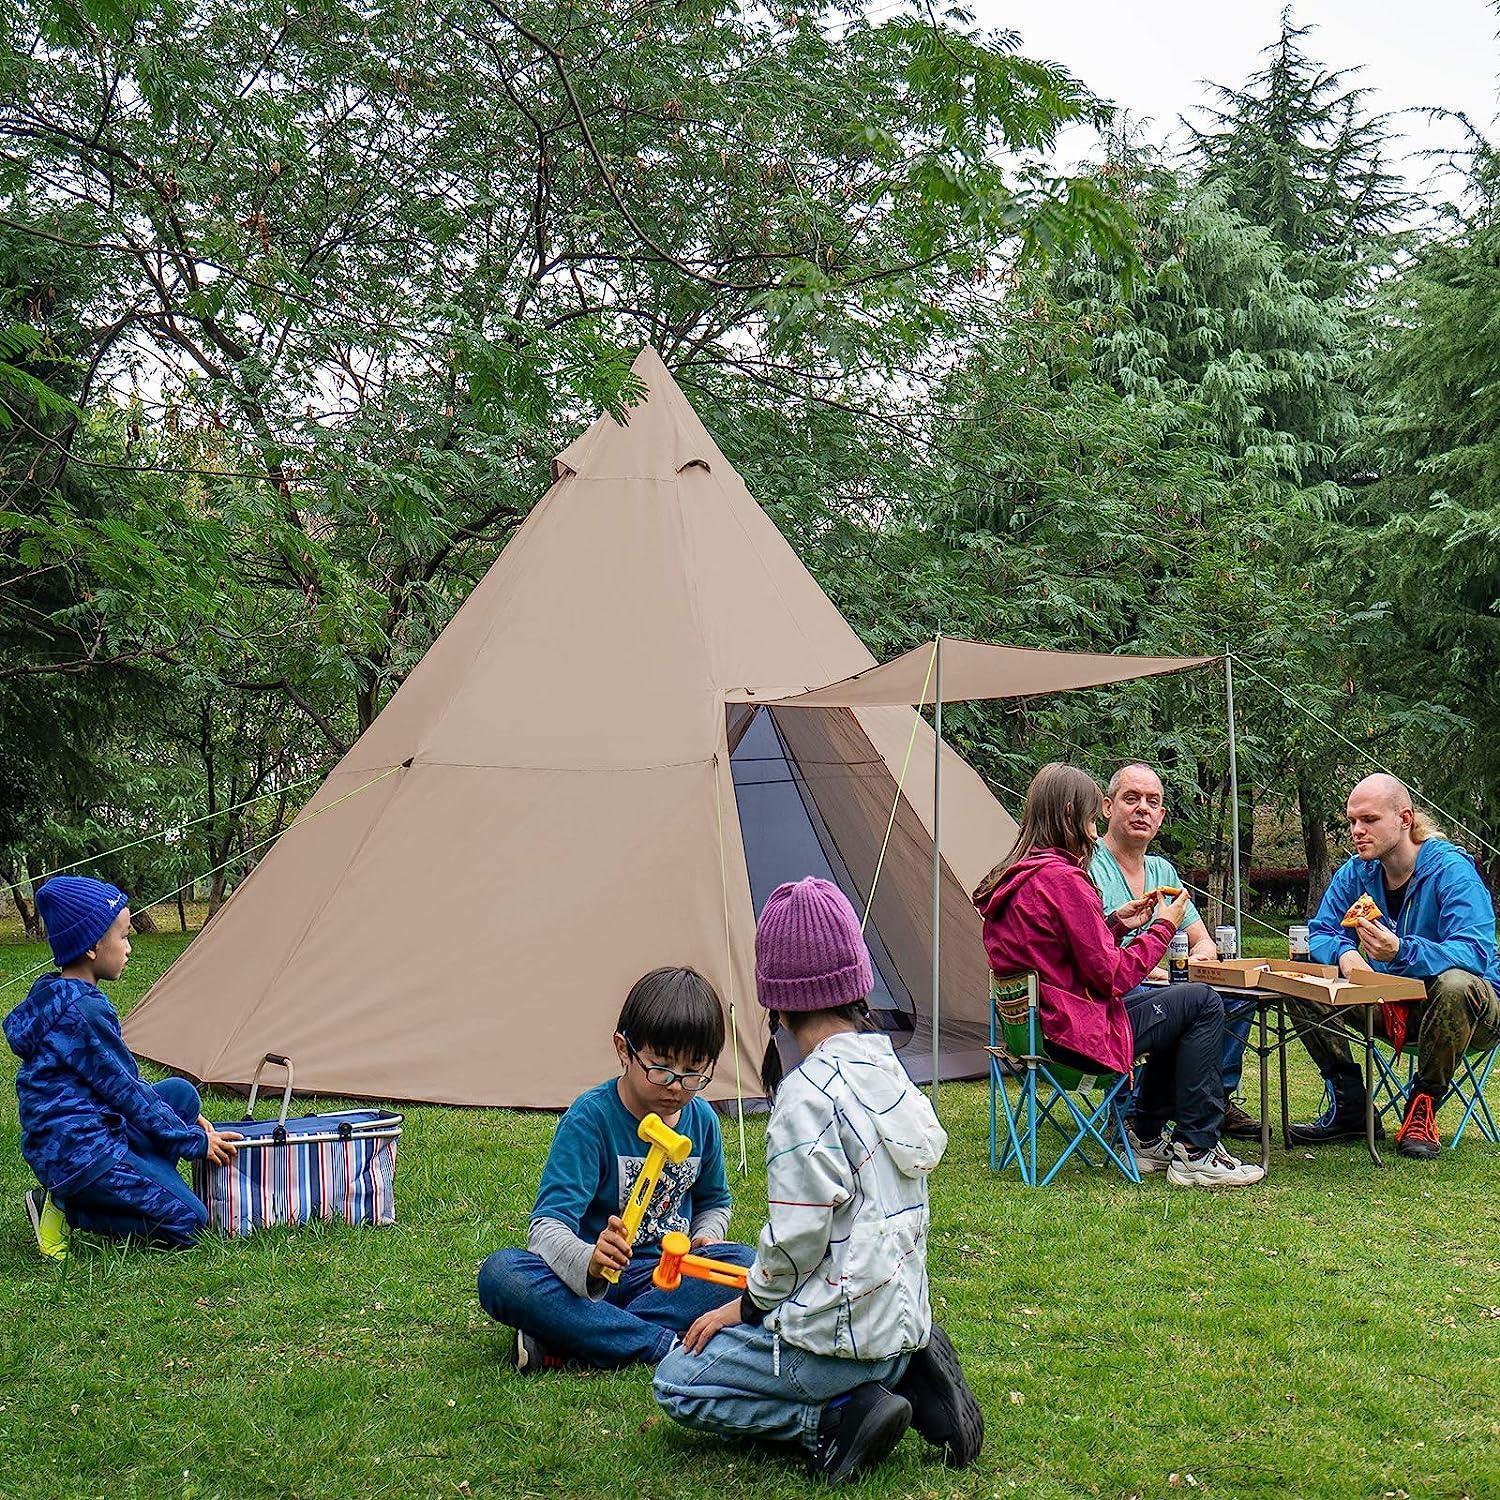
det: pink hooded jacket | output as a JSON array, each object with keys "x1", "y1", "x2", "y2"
[{"x1": 975, "y1": 846, "x2": 1175, "y2": 1073}]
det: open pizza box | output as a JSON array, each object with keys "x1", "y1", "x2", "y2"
[
  {"x1": 1258, "y1": 964, "x2": 1427, "y2": 1006},
  {"x1": 1188, "y1": 957, "x2": 1272, "y2": 987}
]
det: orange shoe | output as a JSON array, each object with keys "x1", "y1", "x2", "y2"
[{"x1": 1396, "y1": 1091, "x2": 1440, "y2": 1160}]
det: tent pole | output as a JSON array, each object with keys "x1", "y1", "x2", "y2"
[
  {"x1": 1226, "y1": 653, "x2": 1243, "y2": 955},
  {"x1": 930, "y1": 633, "x2": 942, "y2": 1110}
]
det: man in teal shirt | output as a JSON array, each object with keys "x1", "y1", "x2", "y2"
[{"x1": 1089, "y1": 763, "x2": 1259, "y2": 1138}]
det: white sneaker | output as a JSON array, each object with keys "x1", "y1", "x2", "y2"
[
  {"x1": 1125, "y1": 1124, "x2": 1175, "y2": 1175},
  {"x1": 1166, "y1": 1142, "x2": 1266, "y2": 1188}
]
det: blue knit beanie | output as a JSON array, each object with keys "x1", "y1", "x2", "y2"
[{"x1": 35, "y1": 875, "x2": 130, "y2": 968}]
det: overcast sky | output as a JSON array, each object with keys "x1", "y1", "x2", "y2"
[{"x1": 965, "y1": 0, "x2": 1500, "y2": 203}]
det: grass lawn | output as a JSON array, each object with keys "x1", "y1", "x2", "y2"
[{"x1": 1, "y1": 931, "x2": 1497, "y2": 1500}]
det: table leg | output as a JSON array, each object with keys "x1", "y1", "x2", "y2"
[
  {"x1": 1278, "y1": 1000, "x2": 1293, "y2": 1150},
  {"x1": 1257, "y1": 1002, "x2": 1271, "y2": 1171},
  {"x1": 1363, "y1": 1007, "x2": 1383, "y2": 1167}
]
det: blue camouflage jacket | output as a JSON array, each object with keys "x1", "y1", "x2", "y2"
[{"x1": 5, "y1": 973, "x2": 207, "y2": 1195}]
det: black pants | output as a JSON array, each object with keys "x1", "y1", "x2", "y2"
[
  {"x1": 1122, "y1": 983, "x2": 1227, "y2": 1151},
  {"x1": 1044, "y1": 983, "x2": 1226, "y2": 1151}
]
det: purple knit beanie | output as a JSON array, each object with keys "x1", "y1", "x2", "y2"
[{"x1": 755, "y1": 877, "x2": 874, "y2": 1012}]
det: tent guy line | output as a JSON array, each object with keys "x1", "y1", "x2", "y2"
[
  {"x1": 0, "y1": 765, "x2": 404, "y2": 997},
  {"x1": 0, "y1": 772, "x2": 323, "y2": 906}
]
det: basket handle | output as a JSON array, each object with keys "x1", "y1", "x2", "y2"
[{"x1": 245, "y1": 1053, "x2": 295, "y2": 1129}]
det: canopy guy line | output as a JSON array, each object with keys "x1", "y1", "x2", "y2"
[
  {"x1": 713, "y1": 759, "x2": 749, "y2": 1173},
  {"x1": 0, "y1": 765, "x2": 403, "y2": 996},
  {"x1": 858, "y1": 642, "x2": 939, "y2": 934},
  {"x1": 1230, "y1": 655, "x2": 1500, "y2": 865}
]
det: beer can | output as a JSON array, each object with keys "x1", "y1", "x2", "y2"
[
  {"x1": 1288, "y1": 924, "x2": 1311, "y2": 960},
  {"x1": 1215, "y1": 924, "x2": 1238, "y2": 961},
  {"x1": 1168, "y1": 930, "x2": 1190, "y2": 983}
]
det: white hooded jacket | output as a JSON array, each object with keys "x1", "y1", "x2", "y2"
[{"x1": 746, "y1": 1029, "x2": 948, "y2": 1360}]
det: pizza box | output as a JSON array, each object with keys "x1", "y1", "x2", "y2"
[
  {"x1": 1258, "y1": 968, "x2": 1427, "y2": 1006},
  {"x1": 1188, "y1": 958, "x2": 1271, "y2": 987}
]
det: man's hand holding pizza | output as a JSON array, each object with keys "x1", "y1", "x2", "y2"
[
  {"x1": 1340, "y1": 893, "x2": 1399, "y2": 965},
  {"x1": 1355, "y1": 920, "x2": 1399, "y2": 963}
]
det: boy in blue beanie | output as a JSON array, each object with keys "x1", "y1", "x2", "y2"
[{"x1": 4, "y1": 875, "x2": 242, "y2": 1259}]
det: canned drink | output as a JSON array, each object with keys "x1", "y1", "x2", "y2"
[
  {"x1": 1215, "y1": 925, "x2": 1238, "y2": 961},
  {"x1": 1288, "y1": 924, "x2": 1311, "y2": 960},
  {"x1": 1168, "y1": 930, "x2": 1190, "y2": 983}
]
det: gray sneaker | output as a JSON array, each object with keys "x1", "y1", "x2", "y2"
[
  {"x1": 1125, "y1": 1123, "x2": 1174, "y2": 1175},
  {"x1": 1166, "y1": 1142, "x2": 1265, "y2": 1188}
]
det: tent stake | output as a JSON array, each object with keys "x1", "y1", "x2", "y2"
[
  {"x1": 930, "y1": 633, "x2": 942, "y2": 1110},
  {"x1": 1226, "y1": 653, "x2": 1243, "y2": 955}
]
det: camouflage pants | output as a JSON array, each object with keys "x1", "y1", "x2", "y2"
[{"x1": 1290, "y1": 967, "x2": 1500, "y2": 1104}]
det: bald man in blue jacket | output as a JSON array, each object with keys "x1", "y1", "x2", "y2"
[{"x1": 1289, "y1": 776, "x2": 1500, "y2": 1158}]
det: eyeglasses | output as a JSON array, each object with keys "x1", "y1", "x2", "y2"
[{"x1": 623, "y1": 1036, "x2": 714, "y2": 1092}]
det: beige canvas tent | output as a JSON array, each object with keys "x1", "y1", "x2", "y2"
[{"x1": 125, "y1": 348, "x2": 1026, "y2": 1107}]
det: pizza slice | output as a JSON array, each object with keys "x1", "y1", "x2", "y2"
[
  {"x1": 1341, "y1": 892, "x2": 1384, "y2": 928},
  {"x1": 1144, "y1": 885, "x2": 1183, "y2": 902}
]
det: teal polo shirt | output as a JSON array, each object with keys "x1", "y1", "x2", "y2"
[{"x1": 1089, "y1": 843, "x2": 1202, "y2": 938}]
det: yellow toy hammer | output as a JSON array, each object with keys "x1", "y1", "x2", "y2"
[{"x1": 601, "y1": 1112, "x2": 692, "y2": 1285}]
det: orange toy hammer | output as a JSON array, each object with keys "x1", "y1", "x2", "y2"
[
  {"x1": 652, "y1": 1230, "x2": 749, "y2": 1291},
  {"x1": 601, "y1": 1112, "x2": 692, "y2": 1285}
]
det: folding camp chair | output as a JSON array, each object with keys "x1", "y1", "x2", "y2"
[
  {"x1": 1360, "y1": 1038, "x2": 1500, "y2": 1148},
  {"x1": 987, "y1": 972, "x2": 1141, "y2": 1186}
]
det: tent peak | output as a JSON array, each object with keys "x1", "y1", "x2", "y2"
[{"x1": 551, "y1": 346, "x2": 726, "y2": 483}]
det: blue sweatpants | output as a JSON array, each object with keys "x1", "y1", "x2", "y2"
[
  {"x1": 478, "y1": 1241, "x2": 757, "y2": 1369},
  {"x1": 59, "y1": 1077, "x2": 209, "y2": 1247}
]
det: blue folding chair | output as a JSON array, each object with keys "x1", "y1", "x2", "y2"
[
  {"x1": 987, "y1": 972, "x2": 1141, "y2": 1186},
  {"x1": 1360, "y1": 1038, "x2": 1500, "y2": 1148}
]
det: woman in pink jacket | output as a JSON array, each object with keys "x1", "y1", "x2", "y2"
[{"x1": 974, "y1": 763, "x2": 1263, "y2": 1189}]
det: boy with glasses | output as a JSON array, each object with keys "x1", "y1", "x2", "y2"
[{"x1": 477, "y1": 967, "x2": 754, "y2": 1372}]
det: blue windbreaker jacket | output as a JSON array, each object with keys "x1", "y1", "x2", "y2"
[
  {"x1": 1308, "y1": 838, "x2": 1500, "y2": 987},
  {"x1": 4, "y1": 974, "x2": 207, "y2": 1195}
]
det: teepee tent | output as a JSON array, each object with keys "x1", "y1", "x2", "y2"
[{"x1": 124, "y1": 348, "x2": 1022, "y2": 1107}]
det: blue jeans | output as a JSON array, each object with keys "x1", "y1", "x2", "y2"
[
  {"x1": 59, "y1": 1077, "x2": 209, "y2": 1247},
  {"x1": 477, "y1": 1240, "x2": 756, "y2": 1369},
  {"x1": 1220, "y1": 997, "x2": 1256, "y2": 1096},
  {"x1": 654, "y1": 1322, "x2": 910, "y2": 1452}
]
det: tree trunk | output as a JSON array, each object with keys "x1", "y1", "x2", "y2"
[
  {"x1": 1298, "y1": 776, "x2": 1332, "y2": 918},
  {"x1": 4, "y1": 858, "x2": 43, "y2": 940},
  {"x1": 1204, "y1": 767, "x2": 1229, "y2": 929},
  {"x1": 177, "y1": 888, "x2": 188, "y2": 932}
]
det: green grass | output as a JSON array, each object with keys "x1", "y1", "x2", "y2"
[{"x1": 2, "y1": 933, "x2": 1498, "y2": 1500}]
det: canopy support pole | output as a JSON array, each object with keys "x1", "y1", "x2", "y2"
[
  {"x1": 1226, "y1": 653, "x2": 1243, "y2": 954},
  {"x1": 930, "y1": 633, "x2": 942, "y2": 1110}
]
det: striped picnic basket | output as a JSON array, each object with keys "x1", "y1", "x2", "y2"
[{"x1": 192, "y1": 1054, "x2": 403, "y2": 1237}]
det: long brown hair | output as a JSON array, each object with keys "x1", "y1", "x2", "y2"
[{"x1": 972, "y1": 762, "x2": 1104, "y2": 905}]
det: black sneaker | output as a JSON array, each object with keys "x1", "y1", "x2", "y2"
[
  {"x1": 813, "y1": 1383, "x2": 911, "y2": 1484},
  {"x1": 894, "y1": 1325, "x2": 984, "y2": 1467},
  {"x1": 511, "y1": 1327, "x2": 570, "y2": 1373}
]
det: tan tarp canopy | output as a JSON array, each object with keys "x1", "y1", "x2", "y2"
[
  {"x1": 739, "y1": 637, "x2": 1216, "y2": 709},
  {"x1": 124, "y1": 348, "x2": 1023, "y2": 1106}
]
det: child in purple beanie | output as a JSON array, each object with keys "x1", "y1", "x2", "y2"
[
  {"x1": 653, "y1": 877, "x2": 984, "y2": 1485},
  {"x1": 4, "y1": 876, "x2": 242, "y2": 1258}
]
